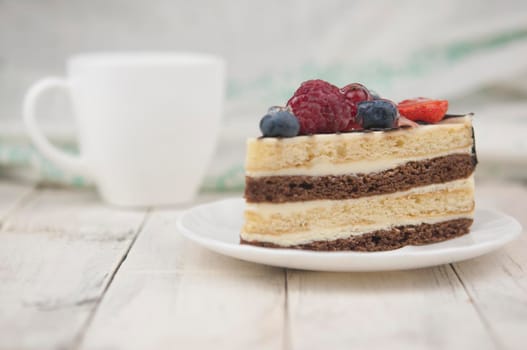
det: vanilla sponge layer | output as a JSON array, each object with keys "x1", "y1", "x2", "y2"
[
  {"x1": 246, "y1": 115, "x2": 473, "y2": 176},
  {"x1": 241, "y1": 177, "x2": 474, "y2": 246}
]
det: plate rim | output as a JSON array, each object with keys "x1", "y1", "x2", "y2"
[{"x1": 176, "y1": 197, "x2": 523, "y2": 260}]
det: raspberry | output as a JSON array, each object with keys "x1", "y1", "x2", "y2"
[
  {"x1": 340, "y1": 83, "x2": 373, "y2": 129},
  {"x1": 341, "y1": 83, "x2": 372, "y2": 104},
  {"x1": 397, "y1": 98, "x2": 448, "y2": 123},
  {"x1": 286, "y1": 80, "x2": 353, "y2": 134}
]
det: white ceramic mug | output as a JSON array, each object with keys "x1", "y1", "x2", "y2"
[{"x1": 23, "y1": 52, "x2": 225, "y2": 207}]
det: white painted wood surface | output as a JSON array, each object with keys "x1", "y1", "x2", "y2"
[
  {"x1": 287, "y1": 267, "x2": 496, "y2": 350},
  {"x1": 0, "y1": 180, "x2": 526, "y2": 350},
  {"x1": 0, "y1": 182, "x2": 32, "y2": 219},
  {"x1": 450, "y1": 182, "x2": 527, "y2": 350},
  {"x1": 0, "y1": 186, "x2": 147, "y2": 350},
  {"x1": 80, "y1": 211, "x2": 285, "y2": 350}
]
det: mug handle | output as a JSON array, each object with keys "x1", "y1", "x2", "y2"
[{"x1": 23, "y1": 77, "x2": 92, "y2": 179}]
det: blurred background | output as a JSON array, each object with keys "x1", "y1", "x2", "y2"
[{"x1": 1, "y1": 0, "x2": 527, "y2": 191}]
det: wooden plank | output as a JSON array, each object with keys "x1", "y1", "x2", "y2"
[
  {"x1": 475, "y1": 181, "x2": 527, "y2": 229},
  {"x1": 80, "y1": 210, "x2": 285, "y2": 350},
  {"x1": 450, "y1": 181, "x2": 527, "y2": 350},
  {"x1": 0, "y1": 181, "x2": 33, "y2": 220},
  {"x1": 0, "y1": 187, "x2": 147, "y2": 350},
  {"x1": 287, "y1": 267, "x2": 496, "y2": 350}
]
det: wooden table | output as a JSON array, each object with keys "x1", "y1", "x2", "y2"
[{"x1": 0, "y1": 179, "x2": 526, "y2": 350}]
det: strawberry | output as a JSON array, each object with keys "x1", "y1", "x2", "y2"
[{"x1": 397, "y1": 98, "x2": 448, "y2": 123}]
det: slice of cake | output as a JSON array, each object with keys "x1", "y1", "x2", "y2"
[{"x1": 240, "y1": 80, "x2": 477, "y2": 251}]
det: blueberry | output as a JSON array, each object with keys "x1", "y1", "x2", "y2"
[
  {"x1": 259, "y1": 109, "x2": 300, "y2": 137},
  {"x1": 357, "y1": 100, "x2": 398, "y2": 129},
  {"x1": 267, "y1": 106, "x2": 284, "y2": 114}
]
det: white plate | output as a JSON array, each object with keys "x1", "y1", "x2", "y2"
[{"x1": 177, "y1": 198, "x2": 522, "y2": 272}]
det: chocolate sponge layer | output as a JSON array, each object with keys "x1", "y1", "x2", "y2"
[
  {"x1": 241, "y1": 218, "x2": 473, "y2": 251},
  {"x1": 245, "y1": 153, "x2": 476, "y2": 203}
]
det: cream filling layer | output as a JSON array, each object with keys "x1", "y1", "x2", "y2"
[
  {"x1": 246, "y1": 147, "x2": 473, "y2": 177},
  {"x1": 240, "y1": 213, "x2": 473, "y2": 246}
]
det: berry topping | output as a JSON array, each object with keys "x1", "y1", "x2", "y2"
[
  {"x1": 340, "y1": 83, "x2": 373, "y2": 128},
  {"x1": 267, "y1": 106, "x2": 285, "y2": 114},
  {"x1": 340, "y1": 83, "x2": 372, "y2": 104},
  {"x1": 357, "y1": 99, "x2": 399, "y2": 129},
  {"x1": 369, "y1": 90, "x2": 381, "y2": 100},
  {"x1": 397, "y1": 98, "x2": 448, "y2": 123},
  {"x1": 259, "y1": 107, "x2": 300, "y2": 137},
  {"x1": 397, "y1": 116, "x2": 419, "y2": 128},
  {"x1": 286, "y1": 79, "x2": 353, "y2": 134}
]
